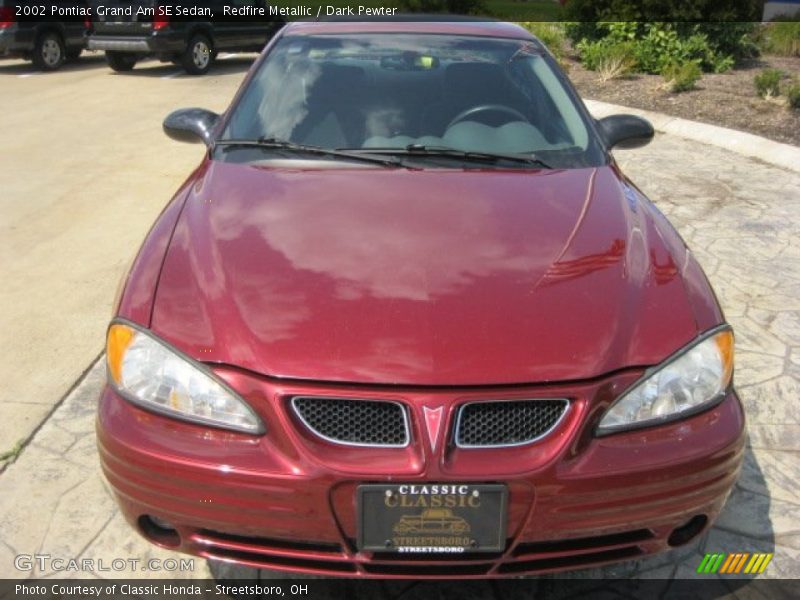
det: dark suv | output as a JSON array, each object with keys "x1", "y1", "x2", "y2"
[
  {"x1": 0, "y1": 0, "x2": 91, "y2": 70},
  {"x1": 87, "y1": 0, "x2": 283, "y2": 74}
]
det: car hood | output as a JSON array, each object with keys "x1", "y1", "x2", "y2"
[{"x1": 151, "y1": 160, "x2": 701, "y2": 385}]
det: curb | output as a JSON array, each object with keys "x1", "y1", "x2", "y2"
[
  {"x1": 584, "y1": 99, "x2": 800, "y2": 174},
  {"x1": 0, "y1": 352, "x2": 103, "y2": 475}
]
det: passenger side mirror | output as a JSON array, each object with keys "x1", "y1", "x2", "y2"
[
  {"x1": 596, "y1": 114, "x2": 654, "y2": 150},
  {"x1": 163, "y1": 108, "x2": 220, "y2": 146}
]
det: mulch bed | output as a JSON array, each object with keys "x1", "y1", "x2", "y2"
[{"x1": 566, "y1": 53, "x2": 800, "y2": 147}]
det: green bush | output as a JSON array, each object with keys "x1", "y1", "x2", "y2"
[
  {"x1": 577, "y1": 39, "x2": 637, "y2": 76},
  {"x1": 661, "y1": 61, "x2": 702, "y2": 92},
  {"x1": 785, "y1": 81, "x2": 800, "y2": 109},
  {"x1": 754, "y1": 68, "x2": 784, "y2": 97},
  {"x1": 710, "y1": 54, "x2": 735, "y2": 74},
  {"x1": 567, "y1": 21, "x2": 758, "y2": 61},
  {"x1": 691, "y1": 22, "x2": 760, "y2": 61},
  {"x1": 761, "y1": 18, "x2": 800, "y2": 56},
  {"x1": 632, "y1": 25, "x2": 712, "y2": 73},
  {"x1": 563, "y1": 0, "x2": 762, "y2": 24},
  {"x1": 597, "y1": 43, "x2": 637, "y2": 81},
  {"x1": 575, "y1": 23, "x2": 737, "y2": 75},
  {"x1": 518, "y1": 22, "x2": 567, "y2": 62}
]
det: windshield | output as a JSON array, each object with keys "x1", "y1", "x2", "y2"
[{"x1": 223, "y1": 33, "x2": 604, "y2": 168}]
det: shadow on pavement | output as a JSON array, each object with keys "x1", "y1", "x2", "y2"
[
  {"x1": 209, "y1": 443, "x2": 787, "y2": 599},
  {"x1": 0, "y1": 53, "x2": 108, "y2": 75},
  {"x1": 0, "y1": 53, "x2": 255, "y2": 77},
  {"x1": 106, "y1": 56, "x2": 256, "y2": 78}
]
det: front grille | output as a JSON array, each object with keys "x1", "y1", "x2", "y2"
[
  {"x1": 291, "y1": 396, "x2": 409, "y2": 447},
  {"x1": 192, "y1": 529, "x2": 353, "y2": 575},
  {"x1": 455, "y1": 399, "x2": 568, "y2": 447},
  {"x1": 497, "y1": 546, "x2": 643, "y2": 574},
  {"x1": 513, "y1": 529, "x2": 654, "y2": 557},
  {"x1": 197, "y1": 530, "x2": 343, "y2": 554},
  {"x1": 191, "y1": 527, "x2": 654, "y2": 577}
]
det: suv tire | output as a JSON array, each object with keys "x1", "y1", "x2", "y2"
[
  {"x1": 181, "y1": 34, "x2": 214, "y2": 75},
  {"x1": 32, "y1": 32, "x2": 66, "y2": 71},
  {"x1": 106, "y1": 51, "x2": 138, "y2": 72}
]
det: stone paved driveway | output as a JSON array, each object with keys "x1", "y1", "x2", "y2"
[{"x1": 1, "y1": 132, "x2": 798, "y2": 595}]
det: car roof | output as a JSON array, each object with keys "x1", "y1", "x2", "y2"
[{"x1": 283, "y1": 18, "x2": 537, "y2": 41}]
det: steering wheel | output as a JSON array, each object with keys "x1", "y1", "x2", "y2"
[{"x1": 446, "y1": 104, "x2": 528, "y2": 130}]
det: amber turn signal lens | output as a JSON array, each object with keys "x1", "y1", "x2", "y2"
[
  {"x1": 714, "y1": 329, "x2": 734, "y2": 388},
  {"x1": 107, "y1": 323, "x2": 135, "y2": 384},
  {"x1": 104, "y1": 321, "x2": 264, "y2": 434}
]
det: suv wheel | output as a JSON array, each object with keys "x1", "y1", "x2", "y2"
[
  {"x1": 32, "y1": 32, "x2": 65, "y2": 71},
  {"x1": 106, "y1": 51, "x2": 137, "y2": 72},
  {"x1": 182, "y1": 34, "x2": 214, "y2": 75}
]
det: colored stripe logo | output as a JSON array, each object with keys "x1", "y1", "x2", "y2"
[{"x1": 697, "y1": 553, "x2": 773, "y2": 574}]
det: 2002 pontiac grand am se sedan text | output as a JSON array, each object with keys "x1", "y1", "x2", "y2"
[{"x1": 98, "y1": 19, "x2": 745, "y2": 578}]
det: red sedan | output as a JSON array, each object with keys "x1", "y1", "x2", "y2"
[{"x1": 99, "y1": 19, "x2": 744, "y2": 578}]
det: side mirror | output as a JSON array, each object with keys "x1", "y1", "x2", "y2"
[
  {"x1": 596, "y1": 114, "x2": 654, "y2": 150},
  {"x1": 163, "y1": 108, "x2": 220, "y2": 146}
]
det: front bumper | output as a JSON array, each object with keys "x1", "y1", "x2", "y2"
[
  {"x1": 0, "y1": 25, "x2": 28, "y2": 56},
  {"x1": 97, "y1": 366, "x2": 745, "y2": 578},
  {"x1": 87, "y1": 34, "x2": 183, "y2": 55}
]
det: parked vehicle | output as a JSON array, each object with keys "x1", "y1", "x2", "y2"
[
  {"x1": 0, "y1": 0, "x2": 90, "y2": 70},
  {"x1": 99, "y1": 20, "x2": 744, "y2": 577},
  {"x1": 87, "y1": 0, "x2": 283, "y2": 74}
]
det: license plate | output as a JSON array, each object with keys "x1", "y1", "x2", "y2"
[{"x1": 358, "y1": 483, "x2": 507, "y2": 553}]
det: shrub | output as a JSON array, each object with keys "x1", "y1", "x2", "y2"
[
  {"x1": 786, "y1": 81, "x2": 800, "y2": 109},
  {"x1": 566, "y1": 19, "x2": 758, "y2": 73},
  {"x1": 597, "y1": 43, "x2": 638, "y2": 81},
  {"x1": 632, "y1": 24, "x2": 737, "y2": 73},
  {"x1": 577, "y1": 40, "x2": 637, "y2": 80},
  {"x1": 574, "y1": 23, "x2": 739, "y2": 75},
  {"x1": 692, "y1": 22, "x2": 760, "y2": 61},
  {"x1": 575, "y1": 39, "x2": 606, "y2": 70},
  {"x1": 661, "y1": 61, "x2": 702, "y2": 92},
  {"x1": 563, "y1": 0, "x2": 762, "y2": 24},
  {"x1": 754, "y1": 68, "x2": 784, "y2": 98},
  {"x1": 518, "y1": 22, "x2": 567, "y2": 62},
  {"x1": 711, "y1": 54, "x2": 735, "y2": 74},
  {"x1": 633, "y1": 25, "x2": 704, "y2": 73},
  {"x1": 761, "y1": 18, "x2": 800, "y2": 56}
]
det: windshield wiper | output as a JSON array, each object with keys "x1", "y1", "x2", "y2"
[
  {"x1": 345, "y1": 144, "x2": 552, "y2": 169},
  {"x1": 215, "y1": 137, "x2": 406, "y2": 168}
]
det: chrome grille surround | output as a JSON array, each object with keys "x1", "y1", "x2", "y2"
[
  {"x1": 454, "y1": 399, "x2": 570, "y2": 448},
  {"x1": 291, "y1": 396, "x2": 410, "y2": 448}
]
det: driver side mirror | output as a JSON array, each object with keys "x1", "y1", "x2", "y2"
[
  {"x1": 596, "y1": 114, "x2": 654, "y2": 150},
  {"x1": 163, "y1": 108, "x2": 220, "y2": 147}
]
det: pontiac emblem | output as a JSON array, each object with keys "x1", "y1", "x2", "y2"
[{"x1": 423, "y1": 406, "x2": 444, "y2": 451}]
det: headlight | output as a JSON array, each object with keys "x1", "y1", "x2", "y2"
[
  {"x1": 106, "y1": 321, "x2": 264, "y2": 434},
  {"x1": 597, "y1": 327, "x2": 734, "y2": 435}
]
